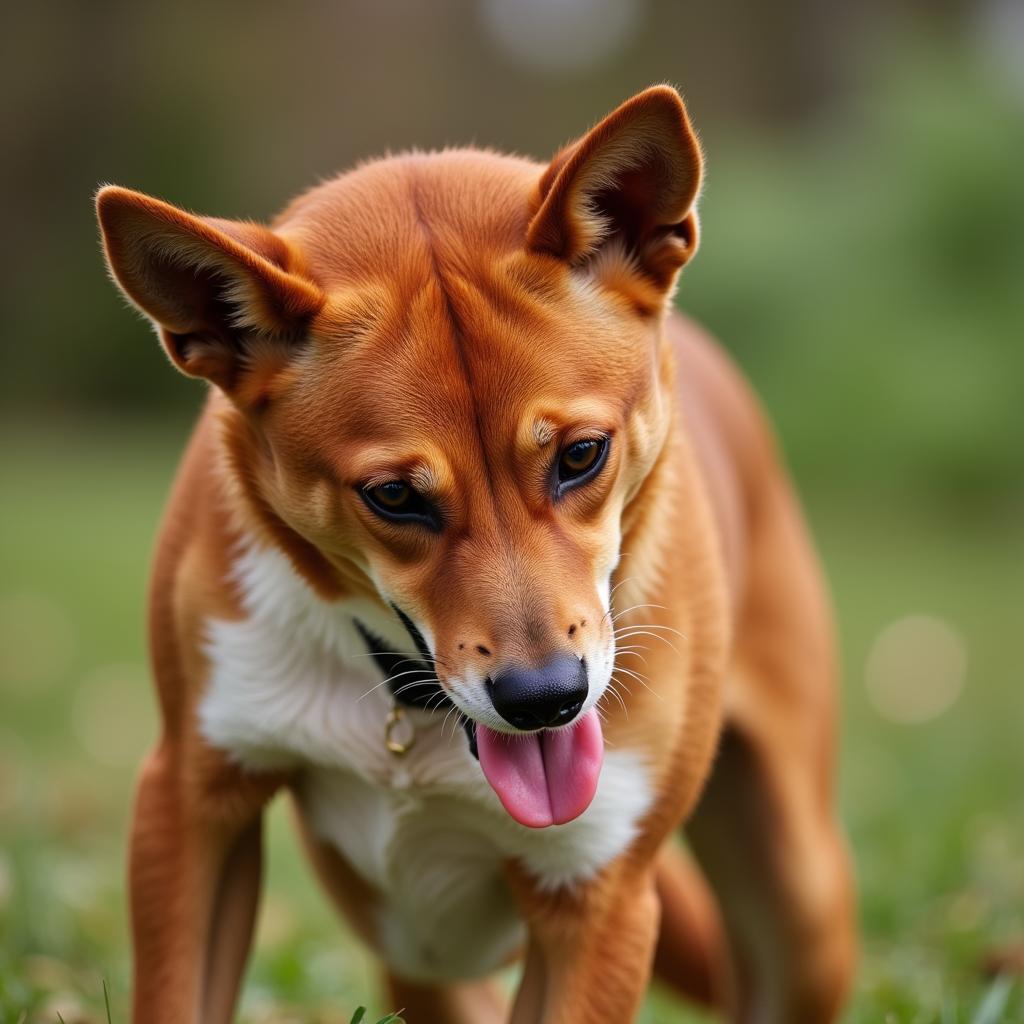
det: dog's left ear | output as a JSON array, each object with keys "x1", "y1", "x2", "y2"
[{"x1": 528, "y1": 85, "x2": 702, "y2": 294}]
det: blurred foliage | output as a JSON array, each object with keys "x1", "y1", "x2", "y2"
[
  {"x1": 1, "y1": 7, "x2": 1020, "y2": 506},
  {"x1": 683, "y1": 39, "x2": 1024, "y2": 503}
]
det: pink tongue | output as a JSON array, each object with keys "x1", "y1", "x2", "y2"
[{"x1": 476, "y1": 710, "x2": 604, "y2": 828}]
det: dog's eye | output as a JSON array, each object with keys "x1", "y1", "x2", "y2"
[
  {"x1": 371, "y1": 481, "x2": 411, "y2": 509},
  {"x1": 561, "y1": 440, "x2": 601, "y2": 475},
  {"x1": 556, "y1": 437, "x2": 609, "y2": 494},
  {"x1": 361, "y1": 481, "x2": 441, "y2": 529}
]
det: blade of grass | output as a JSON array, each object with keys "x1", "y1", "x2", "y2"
[
  {"x1": 350, "y1": 1010, "x2": 366, "y2": 1024},
  {"x1": 971, "y1": 975, "x2": 1014, "y2": 1024},
  {"x1": 102, "y1": 978, "x2": 113, "y2": 1024}
]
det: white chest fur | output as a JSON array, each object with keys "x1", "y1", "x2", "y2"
[{"x1": 199, "y1": 540, "x2": 654, "y2": 980}]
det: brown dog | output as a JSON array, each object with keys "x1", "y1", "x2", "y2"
[{"x1": 96, "y1": 86, "x2": 855, "y2": 1023}]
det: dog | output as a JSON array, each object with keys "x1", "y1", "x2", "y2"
[{"x1": 96, "y1": 86, "x2": 856, "y2": 1023}]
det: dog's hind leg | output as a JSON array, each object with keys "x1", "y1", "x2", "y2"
[
  {"x1": 685, "y1": 481, "x2": 857, "y2": 1023},
  {"x1": 686, "y1": 722, "x2": 855, "y2": 1023},
  {"x1": 384, "y1": 973, "x2": 507, "y2": 1024},
  {"x1": 651, "y1": 841, "x2": 730, "y2": 1010}
]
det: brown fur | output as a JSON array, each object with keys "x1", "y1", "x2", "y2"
[{"x1": 97, "y1": 86, "x2": 855, "y2": 1022}]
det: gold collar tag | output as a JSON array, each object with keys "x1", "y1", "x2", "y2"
[{"x1": 385, "y1": 703, "x2": 416, "y2": 756}]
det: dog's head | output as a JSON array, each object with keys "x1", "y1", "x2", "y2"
[{"x1": 98, "y1": 87, "x2": 702, "y2": 826}]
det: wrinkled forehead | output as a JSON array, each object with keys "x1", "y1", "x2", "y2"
[
  {"x1": 271, "y1": 152, "x2": 656, "y2": 471},
  {"x1": 284, "y1": 272, "x2": 650, "y2": 477}
]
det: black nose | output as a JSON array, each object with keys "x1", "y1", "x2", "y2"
[{"x1": 488, "y1": 655, "x2": 588, "y2": 731}]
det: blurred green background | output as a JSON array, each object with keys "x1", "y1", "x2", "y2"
[{"x1": 1, "y1": 1, "x2": 1022, "y2": 1021}]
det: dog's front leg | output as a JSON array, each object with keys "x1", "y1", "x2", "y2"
[
  {"x1": 510, "y1": 861, "x2": 660, "y2": 1024},
  {"x1": 129, "y1": 742, "x2": 278, "y2": 1024}
]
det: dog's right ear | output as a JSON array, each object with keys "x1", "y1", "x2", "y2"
[{"x1": 96, "y1": 186, "x2": 324, "y2": 397}]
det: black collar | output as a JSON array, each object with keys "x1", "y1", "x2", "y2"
[
  {"x1": 352, "y1": 615, "x2": 448, "y2": 711},
  {"x1": 353, "y1": 612, "x2": 478, "y2": 757}
]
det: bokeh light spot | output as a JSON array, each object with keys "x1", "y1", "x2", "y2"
[
  {"x1": 865, "y1": 614, "x2": 967, "y2": 724},
  {"x1": 479, "y1": 0, "x2": 646, "y2": 74}
]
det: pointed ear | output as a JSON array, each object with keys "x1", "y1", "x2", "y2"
[
  {"x1": 96, "y1": 186, "x2": 324, "y2": 395},
  {"x1": 527, "y1": 86, "x2": 703, "y2": 294}
]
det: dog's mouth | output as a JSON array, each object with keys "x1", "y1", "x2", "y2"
[
  {"x1": 354, "y1": 617, "x2": 604, "y2": 828},
  {"x1": 475, "y1": 712, "x2": 604, "y2": 828}
]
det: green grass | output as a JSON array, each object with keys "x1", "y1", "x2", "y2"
[{"x1": 1, "y1": 423, "x2": 1021, "y2": 1022}]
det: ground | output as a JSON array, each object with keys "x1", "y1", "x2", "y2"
[{"x1": 1, "y1": 423, "x2": 1021, "y2": 1023}]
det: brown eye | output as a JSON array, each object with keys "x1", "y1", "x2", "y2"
[
  {"x1": 561, "y1": 440, "x2": 600, "y2": 474},
  {"x1": 370, "y1": 481, "x2": 410, "y2": 510},
  {"x1": 556, "y1": 437, "x2": 609, "y2": 494},
  {"x1": 360, "y1": 480, "x2": 442, "y2": 530}
]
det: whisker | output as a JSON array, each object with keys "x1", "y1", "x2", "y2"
[
  {"x1": 422, "y1": 691, "x2": 451, "y2": 716},
  {"x1": 614, "y1": 645, "x2": 649, "y2": 664},
  {"x1": 614, "y1": 622, "x2": 688, "y2": 640},
  {"x1": 614, "y1": 623, "x2": 687, "y2": 648},
  {"x1": 610, "y1": 659, "x2": 651, "y2": 684},
  {"x1": 454, "y1": 715, "x2": 470, "y2": 744},
  {"x1": 440, "y1": 699, "x2": 466, "y2": 736},
  {"x1": 609, "y1": 601, "x2": 670, "y2": 624},
  {"x1": 602, "y1": 683, "x2": 628, "y2": 717},
  {"x1": 439, "y1": 705, "x2": 461, "y2": 740},
  {"x1": 392, "y1": 677, "x2": 444, "y2": 699},
  {"x1": 602, "y1": 576, "x2": 639, "y2": 624},
  {"x1": 450, "y1": 710, "x2": 468, "y2": 743},
  {"x1": 356, "y1": 667, "x2": 440, "y2": 702},
  {"x1": 614, "y1": 631, "x2": 680, "y2": 656},
  {"x1": 608, "y1": 575, "x2": 637, "y2": 598},
  {"x1": 614, "y1": 660, "x2": 653, "y2": 684},
  {"x1": 615, "y1": 665, "x2": 664, "y2": 701},
  {"x1": 352, "y1": 650, "x2": 419, "y2": 659},
  {"x1": 351, "y1": 650, "x2": 450, "y2": 671}
]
